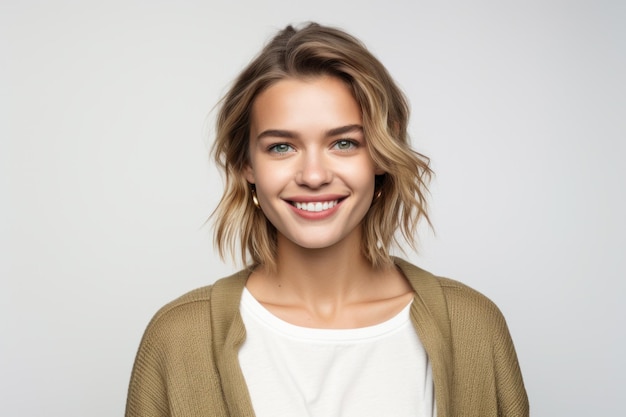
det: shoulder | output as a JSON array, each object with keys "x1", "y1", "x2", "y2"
[
  {"x1": 139, "y1": 269, "x2": 249, "y2": 351},
  {"x1": 396, "y1": 258, "x2": 509, "y2": 335},
  {"x1": 145, "y1": 286, "x2": 213, "y2": 336},
  {"x1": 135, "y1": 285, "x2": 215, "y2": 361},
  {"x1": 396, "y1": 259, "x2": 528, "y2": 413},
  {"x1": 434, "y1": 276, "x2": 517, "y2": 357},
  {"x1": 126, "y1": 271, "x2": 249, "y2": 415},
  {"x1": 437, "y1": 276, "x2": 506, "y2": 323}
]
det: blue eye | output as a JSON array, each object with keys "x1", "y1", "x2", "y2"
[
  {"x1": 333, "y1": 139, "x2": 357, "y2": 151},
  {"x1": 269, "y1": 143, "x2": 294, "y2": 154}
]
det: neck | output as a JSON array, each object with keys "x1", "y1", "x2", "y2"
[
  {"x1": 245, "y1": 228, "x2": 414, "y2": 328},
  {"x1": 253, "y1": 228, "x2": 384, "y2": 306},
  {"x1": 280, "y1": 242, "x2": 371, "y2": 299}
]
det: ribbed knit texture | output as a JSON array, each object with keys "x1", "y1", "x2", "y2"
[{"x1": 125, "y1": 259, "x2": 528, "y2": 417}]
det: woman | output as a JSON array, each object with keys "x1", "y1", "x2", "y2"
[{"x1": 126, "y1": 23, "x2": 528, "y2": 417}]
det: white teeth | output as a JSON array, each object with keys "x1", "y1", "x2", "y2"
[{"x1": 294, "y1": 200, "x2": 338, "y2": 212}]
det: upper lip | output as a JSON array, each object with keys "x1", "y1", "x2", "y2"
[{"x1": 283, "y1": 194, "x2": 347, "y2": 203}]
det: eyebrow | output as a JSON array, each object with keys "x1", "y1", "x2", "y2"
[{"x1": 256, "y1": 124, "x2": 363, "y2": 140}]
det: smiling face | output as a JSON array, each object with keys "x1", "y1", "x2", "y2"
[{"x1": 245, "y1": 76, "x2": 384, "y2": 251}]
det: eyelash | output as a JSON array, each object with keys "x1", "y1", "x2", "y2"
[
  {"x1": 267, "y1": 143, "x2": 294, "y2": 154},
  {"x1": 332, "y1": 139, "x2": 359, "y2": 151},
  {"x1": 266, "y1": 138, "x2": 360, "y2": 154}
]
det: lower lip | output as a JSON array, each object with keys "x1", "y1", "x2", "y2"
[{"x1": 287, "y1": 200, "x2": 342, "y2": 220}]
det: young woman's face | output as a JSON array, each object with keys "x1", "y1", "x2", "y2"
[{"x1": 245, "y1": 76, "x2": 384, "y2": 250}]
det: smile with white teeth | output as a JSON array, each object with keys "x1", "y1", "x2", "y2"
[{"x1": 293, "y1": 200, "x2": 339, "y2": 212}]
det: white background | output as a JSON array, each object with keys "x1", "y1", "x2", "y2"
[{"x1": 2, "y1": 0, "x2": 625, "y2": 415}]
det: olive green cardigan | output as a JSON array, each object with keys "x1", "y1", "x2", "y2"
[{"x1": 126, "y1": 258, "x2": 528, "y2": 416}]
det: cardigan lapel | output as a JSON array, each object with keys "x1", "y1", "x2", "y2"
[
  {"x1": 209, "y1": 260, "x2": 453, "y2": 417},
  {"x1": 210, "y1": 270, "x2": 257, "y2": 417},
  {"x1": 395, "y1": 258, "x2": 454, "y2": 417}
]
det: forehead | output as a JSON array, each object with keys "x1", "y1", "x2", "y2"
[{"x1": 250, "y1": 76, "x2": 362, "y2": 133}]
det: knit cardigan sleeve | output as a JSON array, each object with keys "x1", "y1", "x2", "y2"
[
  {"x1": 439, "y1": 277, "x2": 529, "y2": 417},
  {"x1": 125, "y1": 286, "x2": 230, "y2": 417},
  {"x1": 125, "y1": 319, "x2": 169, "y2": 416},
  {"x1": 490, "y1": 298, "x2": 529, "y2": 416}
]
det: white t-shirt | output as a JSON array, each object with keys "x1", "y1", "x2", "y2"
[{"x1": 238, "y1": 288, "x2": 435, "y2": 417}]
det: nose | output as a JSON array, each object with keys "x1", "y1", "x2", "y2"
[{"x1": 295, "y1": 152, "x2": 332, "y2": 188}]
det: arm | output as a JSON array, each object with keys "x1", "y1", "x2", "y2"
[
  {"x1": 124, "y1": 286, "x2": 234, "y2": 417},
  {"x1": 438, "y1": 277, "x2": 529, "y2": 417},
  {"x1": 492, "y1": 310, "x2": 529, "y2": 416},
  {"x1": 125, "y1": 326, "x2": 170, "y2": 417}
]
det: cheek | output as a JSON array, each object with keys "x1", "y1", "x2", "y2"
[
  {"x1": 253, "y1": 169, "x2": 290, "y2": 200},
  {"x1": 338, "y1": 159, "x2": 378, "y2": 189}
]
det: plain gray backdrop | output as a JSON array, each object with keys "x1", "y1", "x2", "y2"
[{"x1": 2, "y1": 0, "x2": 625, "y2": 415}]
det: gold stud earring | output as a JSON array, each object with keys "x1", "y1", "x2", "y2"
[{"x1": 251, "y1": 186, "x2": 260, "y2": 209}]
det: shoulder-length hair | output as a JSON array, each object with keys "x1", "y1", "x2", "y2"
[{"x1": 211, "y1": 22, "x2": 432, "y2": 272}]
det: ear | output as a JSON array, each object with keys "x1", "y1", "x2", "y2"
[{"x1": 244, "y1": 163, "x2": 255, "y2": 184}]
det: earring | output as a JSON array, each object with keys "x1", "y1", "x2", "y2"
[
  {"x1": 374, "y1": 188, "x2": 382, "y2": 200},
  {"x1": 251, "y1": 186, "x2": 260, "y2": 209}
]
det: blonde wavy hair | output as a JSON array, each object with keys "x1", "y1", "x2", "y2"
[{"x1": 211, "y1": 22, "x2": 432, "y2": 272}]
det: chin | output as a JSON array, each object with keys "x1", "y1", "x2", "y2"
[{"x1": 291, "y1": 236, "x2": 347, "y2": 251}]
